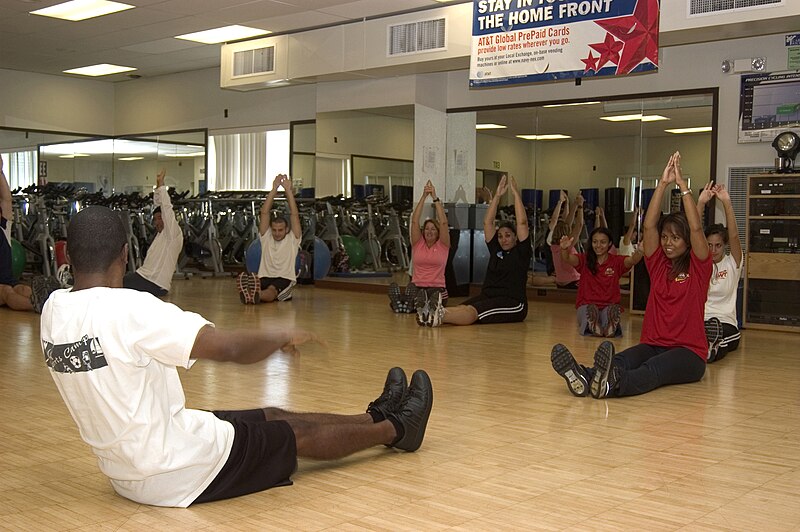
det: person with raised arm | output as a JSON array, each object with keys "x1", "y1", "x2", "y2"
[
  {"x1": 238, "y1": 174, "x2": 301, "y2": 304},
  {"x1": 551, "y1": 152, "x2": 713, "y2": 398},
  {"x1": 123, "y1": 168, "x2": 183, "y2": 297},
  {"x1": 417, "y1": 174, "x2": 531, "y2": 327},
  {"x1": 697, "y1": 182, "x2": 744, "y2": 362}
]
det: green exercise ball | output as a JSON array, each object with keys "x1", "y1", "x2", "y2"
[
  {"x1": 10, "y1": 238, "x2": 25, "y2": 279},
  {"x1": 340, "y1": 234, "x2": 365, "y2": 270}
]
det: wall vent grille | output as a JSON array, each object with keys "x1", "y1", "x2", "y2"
[
  {"x1": 388, "y1": 18, "x2": 446, "y2": 56},
  {"x1": 689, "y1": 0, "x2": 782, "y2": 16},
  {"x1": 233, "y1": 46, "x2": 275, "y2": 77}
]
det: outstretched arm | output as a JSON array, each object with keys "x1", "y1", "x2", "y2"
[
  {"x1": 0, "y1": 158, "x2": 11, "y2": 222},
  {"x1": 696, "y1": 181, "x2": 715, "y2": 223},
  {"x1": 595, "y1": 206, "x2": 608, "y2": 229},
  {"x1": 623, "y1": 247, "x2": 644, "y2": 269},
  {"x1": 568, "y1": 194, "x2": 585, "y2": 241},
  {"x1": 674, "y1": 153, "x2": 708, "y2": 260},
  {"x1": 644, "y1": 153, "x2": 677, "y2": 257},
  {"x1": 259, "y1": 175, "x2": 283, "y2": 236},
  {"x1": 509, "y1": 176, "x2": 528, "y2": 242},
  {"x1": 430, "y1": 182, "x2": 450, "y2": 247},
  {"x1": 715, "y1": 184, "x2": 742, "y2": 267},
  {"x1": 410, "y1": 181, "x2": 431, "y2": 246},
  {"x1": 191, "y1": 325, "x2": 321, "y2": 364},
  {"x1": 282, "y1": 176, "x2": 301, "y2": 239},
  {"x1": 559, "y1": 235, "x2": 580, "y2": 267},
  {"x1": 549, "y1": 190, "x2": 567, "y2": 232},
  {"x1": 484, "y1": 175, "x2": 508, "y2": 242}
]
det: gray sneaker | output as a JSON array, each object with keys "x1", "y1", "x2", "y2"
[{"x1": 415, "y1": 290, "x2": 431, "y2": 326}]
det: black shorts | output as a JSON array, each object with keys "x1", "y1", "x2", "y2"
[
  {"x1": 192, "y1": 409, "x2": 297, "y2": 504},
  {"x1": 259, "y1": 277, "x2": 295, "y2": 300},
  {"x1": 463, "y1": 294, "x2": 527, "y2": 324}
]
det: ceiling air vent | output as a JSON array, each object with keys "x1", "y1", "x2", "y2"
[
  {"x1": 233, "y1": 46, "x2": 275, "y2": 77},
  {"x1": 388, "y1": 18, "x2": 446, "y2": 57},
  {"x1": 689, "y1": 0, "x2": 783, "y2": 16}
]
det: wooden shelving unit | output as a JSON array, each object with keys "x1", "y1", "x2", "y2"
[{"x1": 743, "y1": 173, "x2": 800, "y2": 332}]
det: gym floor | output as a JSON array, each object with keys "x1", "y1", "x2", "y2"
[{"x1": 2, "y1": 277, "x2": 799, "y2": 530}]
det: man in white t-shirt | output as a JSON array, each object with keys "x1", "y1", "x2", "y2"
[
  {"x1": 123, "y1": 168, "x2": 183, "y2": 297},
  {"x1": 41, "y1": 205, "x2": 433, "y2": 507},
  {"x1": 238, "y1": 174, "x2": 300, "y2": 304}
]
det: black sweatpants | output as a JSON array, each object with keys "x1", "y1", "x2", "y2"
[{"x1": 613, "y1": 343, "x2": 706, "y2": 397}]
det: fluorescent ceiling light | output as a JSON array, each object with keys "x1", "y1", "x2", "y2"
[
  {"x1": 118, "y1": 156, "x2": 144, "y2": 161},
  {"x1": 516, "y1": 134, "x2": 572, "y2": 140},
  {"x1": 476, "y1": 123, "x2": 507, "y2": 130},
  {"x1": 59, "y1": 154, "x2": 90, "y2": 158},
  {"x1": 176, "y1": 25, "x2": 271, "y2": 44},
  {"x1": 164, "y1": 152, "x2": 205, "y2": 158},
  {"x1": 31, "y1": 0, "x2": 134, "y2": 21},
  {"x1": 542, "y1": 101, "x2": 600, "y2": 108},
  {"x1": 600, "y1": 114, "x2": 669, "y2": 122},
  {"x1": 63, "y1": 63, "x2": 136, "y2": 76},
  {"x1": 665, "y1": 126, "x2": 713, "y2": 134}
]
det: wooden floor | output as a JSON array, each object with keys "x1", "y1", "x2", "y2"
[{"x1": 2, "y1": 277, "x2": 799, "y2": 531}]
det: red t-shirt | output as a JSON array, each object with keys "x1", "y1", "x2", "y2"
[
  {"x1": 574, "y1": 253, "x2": 631, "y2": 309},
  {"x1": 640, "y1": 247, "x2": 713, "y2": 360}
]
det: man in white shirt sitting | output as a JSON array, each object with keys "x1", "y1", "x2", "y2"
[
  {"x1": 238, "y1": 174, "x2": 300, "y2": 304},
  {"x1": 123, "y1": 168, "x2": 183, "y2": 297},
  {"x1": 41, "y1": 205, "x2": 434, "y2": 507}
]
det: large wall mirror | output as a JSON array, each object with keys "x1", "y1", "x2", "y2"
[{"x1": 0, "y1": 127, "x2": 207, "y2": 194}]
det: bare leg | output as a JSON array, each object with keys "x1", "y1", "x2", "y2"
[
  {"x1": 0, "y1": 285, "x2": 33, "y2": 312},
  {"x1": 442, "y1": 304, "x2": 479, "y2": 325},
  {"x1": 263, "y1": 407, "x2": 396, "y2": 460},
  {"x1": 260, "y1": 285, "x2": 279, "y2": 302}
]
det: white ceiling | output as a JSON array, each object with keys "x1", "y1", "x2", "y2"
[{"x1": 0, "y1": 0, "x2": 451, "y2": 81}]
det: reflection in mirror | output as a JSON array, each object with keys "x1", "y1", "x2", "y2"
[
  {"x1": 291, "y1": 121, "x2": 316, "y2": 197},
  {"x1": 315, "y1": 106, "x2": 414, "y2": 198}
]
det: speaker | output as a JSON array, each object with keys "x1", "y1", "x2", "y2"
[{"x1": 604, "y1": 187, "x2": 625, "y2": 244}]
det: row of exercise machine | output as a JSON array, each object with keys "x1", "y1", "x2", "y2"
[{"x1": 8, "y1": 183, "x2": 622, "y2": 281}]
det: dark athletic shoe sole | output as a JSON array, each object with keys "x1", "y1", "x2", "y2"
[
  {"x1": 590, "y1": 341, "x2": 616, "y2": 399},
  {"x1": 550, "y1": 344, "x2": 589, "y2": 397}
]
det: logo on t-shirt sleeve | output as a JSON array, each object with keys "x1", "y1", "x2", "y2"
[{"x1": 43, "y1": 335, "x2": 106, "y2": 373}]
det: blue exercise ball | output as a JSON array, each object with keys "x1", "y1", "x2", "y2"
[
  {"x1": 313, "y1": 237, "x2": 331, "y2": 280},
  {"x1": 245, "y1": 239, "x2": 261, "y2": 273},
  {"x1": 10, "y1": 238, "x2": 25, "y2": 280}
]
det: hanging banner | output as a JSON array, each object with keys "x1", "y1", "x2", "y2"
[{"x1": 470, "y1": 0, "x2": 660, "y2": 88}]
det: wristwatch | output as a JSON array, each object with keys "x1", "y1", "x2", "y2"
[
  {"x1": 680, "y1": 189, "x2": 692, "y2": 197},
  {"x1": 433, "y1": 197, "x2": 440, "y2": 203}
]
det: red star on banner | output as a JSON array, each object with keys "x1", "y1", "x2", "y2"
[
  {"x1": 589, "y1": 32, "x2": 623, "y2": 70},
  {"x1": 581, "y1": 51, "x2": 599, "y2": 73},
  {"x1": 596, "y1": 0, "x2": 659, "y2": 75}
]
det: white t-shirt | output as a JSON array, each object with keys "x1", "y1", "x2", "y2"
[
  {"x1": 137, "y1": 186, "x2": 183, "y2": 291},
  {"x1": 704, "y1": 252, "x2": 743, "y2": 327},
  {"x1": 618, "y1": 236, "x2": 635, "y2": 256},
  {"x1": 40, "y1": 288, "x2": 233, "y2": 508},
  {"x1": 258, "y1": 228, "x2": 300, "y2": 280}
]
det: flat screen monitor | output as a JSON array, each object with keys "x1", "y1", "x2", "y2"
[{"x1": 739, "y1": 71, "x2": 800, "y2": 143}]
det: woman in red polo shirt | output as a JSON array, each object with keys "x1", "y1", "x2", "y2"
[
  {"x1": 558, "y1": 226, "x2": 643, "y2": 338},
  {"x1": 550, "y1": 151, "x2": 712, "y2": 398}
]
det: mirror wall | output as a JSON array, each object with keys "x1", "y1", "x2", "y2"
[{"x1": 0, "y1": 127, "x2": 207, "y2": 194}]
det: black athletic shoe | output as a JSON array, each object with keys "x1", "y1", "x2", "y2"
[
  {"x1": 587, "y1": 304, "x2": 602, "y2": 336},
  {"x1": 404, "y1": 283, "x2": 418, "y2": 309},
  {"x1": 604, "y1": 304, "x2": 622, "y2": 337},
  {"x1": 415, "y1": 290, "x2": 431, "y2": 326},
  {"x1": 388, "y1": 282, "x2": 402, "y2": 312},
  {"x1": 367, "y1": 367, "x2": 407, "y2": 421},
  {"x1": 550, "y1": 344, "x2": 589, "y2": 397},
  {"x1": 589, "y1": 341, "x2": 619, "y2": 399},
  {"x1": 705, "y1": 317, "x2": 723, "y2": 363},
  {"x1": 30, "y1": 275, "x2": 61, "y2": 314},
  {"x1": 389, "y1": 369, "x2": 433, "y2": 452}
]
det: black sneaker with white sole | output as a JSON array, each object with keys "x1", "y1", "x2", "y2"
[
  {"x1": 367, "y1": 367, "x2": 407, "y2": 421},
  {"x1": 388, "y1": 282, "x2": 402, "y2": 312},
  {"x1": 550, "y1": 344, "x2": 589, "y2": 397},
  {"x1": 705, "y1": 317, "x2": 723, "y2": 363},
  {"x1": 589, "y1": 341, "x2": 619, "y2": 399},
  {"x1": 388, "y1": 369, "x2": 433, "y2": 452}
]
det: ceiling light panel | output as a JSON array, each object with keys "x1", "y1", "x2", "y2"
[
  {"x1": 175, "y1": 25, "x2": 271, "y2": 45},
  {"x1": 665, "y1": 127, "x2": 713, "y2": 134},
  {"x1": 63, "y1": 63, "x2": 136, "y2": 76},
  {"x1": 476, "y1": 124, "x2": 507, "y2": 130},
  {"x1": 31, "y1": 0, "x2": 134, "y2": 21}
]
